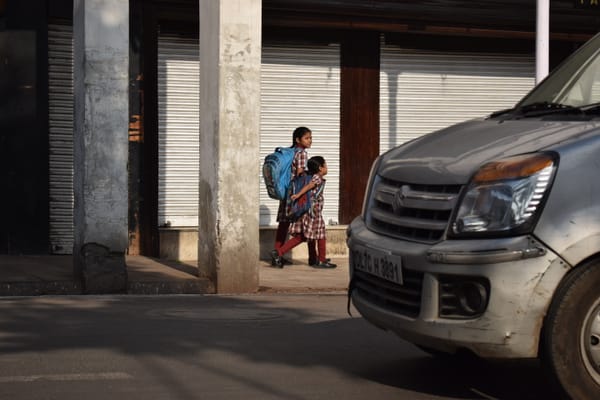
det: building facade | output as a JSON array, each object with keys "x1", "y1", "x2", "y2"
[{"x1": 1, "y1": 0, "x2": 599, "y2": 292}]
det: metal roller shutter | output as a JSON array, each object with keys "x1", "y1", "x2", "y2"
[
  {"x1": 48, "y1": 22, "x2": 74, "y2": 254},
  {"x1": 260, "y1": 43, "x2": 341, "y2": 226},
  {"x1": 47, "y1": 31, "x2": 341, "y2": 248},
  {"x1": 380, "y1": 44, "x2": 535, "y2": 153},
  {"x1": 158, "y1": 35, "x2": 200, "y2": 227},
  {"x1": 157, "y1": 39, "x2": 341, "y2": 228}
]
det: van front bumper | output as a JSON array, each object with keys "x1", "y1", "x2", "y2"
[{"x1": 347, "y1": 217, "x2": 570, "y2": 359}]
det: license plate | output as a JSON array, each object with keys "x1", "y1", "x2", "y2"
[{"x1": 351, "y1": 244, "x2": 403, "y2": 285}]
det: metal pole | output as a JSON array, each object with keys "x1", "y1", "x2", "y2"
[{"x1": 536, "y1": 0, "x2": 550, "y2": 84}]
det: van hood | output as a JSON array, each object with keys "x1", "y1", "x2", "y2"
[{"x1": 378, "y1": 118, "x2": 600, "y2": 185}]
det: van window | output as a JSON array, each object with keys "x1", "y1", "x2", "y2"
[{"x1": 519, "y1": 34, "x2": 600, "y2": 108}]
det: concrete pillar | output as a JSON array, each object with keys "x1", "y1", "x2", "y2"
[
  {"x1": 198, "y1": 0, "x2": 261, "y2": 293},
  {"x1": 73, "y1": 0, "x2": 129, "y2": 293}
]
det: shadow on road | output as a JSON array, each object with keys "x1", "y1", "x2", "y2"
[{"x1": 0, "y1": 295, "x2": 558, "y2": 399}]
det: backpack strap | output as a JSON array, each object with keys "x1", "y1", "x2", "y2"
[{"x1": 313, "y1": 180, "x2": 325, "y2": 198}]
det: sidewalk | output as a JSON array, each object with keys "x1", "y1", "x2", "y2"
[{"x1": 0, "y1": 255, "x2": 349, "y2": 296}]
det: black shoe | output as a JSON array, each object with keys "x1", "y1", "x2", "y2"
[
  {"x1": 282, "y1": 257, "x2": 293, "y2": 265},
  {"x1": 312, "y1": 261, "x2": 337, "y2": 269},
  {"x1": 270, "y1": 250, "x2": 283, "y2": 268},
  {"x1": 309, "y1": 258, "x2": 330, "y2": 267}
]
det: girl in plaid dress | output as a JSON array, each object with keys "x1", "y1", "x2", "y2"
[
  {"x1": 273, "y1": 127, "x2": 317, "y2": 265},
  {"x1": 271, "y1": 156, "x2": 337, "y2": 269}
]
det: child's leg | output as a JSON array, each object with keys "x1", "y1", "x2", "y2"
[
  {"x1": 317, "y1": 238, "x2": 327, "y2": 262},
  {"x1": 277, "y1": 234, "x2": 304, "y2": 257},
  {"x1": 275, "y1": 221, "x2": 290, "y2": 250},
  {"x1": 307, "y1": 239, "x2": 317, "y2": 265},
  {"x1": 274, "y1": 199, "x2": 289, "y2": 250},
  {"x1": 312, "y1": 238, "x2": 336, "y2": 268},
  {"x1": 271, "y1": 234, "x2": 303, "y2": 268}
]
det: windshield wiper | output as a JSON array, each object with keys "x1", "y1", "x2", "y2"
[
  {"x1": 578, "y1": 102, "x2": 600, "y2": 114},
  {"x1": 492, "y1": 101, "x2": 600, "y2": 120},
  {"x1": 515, "y1": 101, "x2": 580, "y2": 117},
  {"x1": 489, "y1": 107, "x2": 514, "y2": 118}
]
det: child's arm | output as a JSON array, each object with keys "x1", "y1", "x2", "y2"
[{"x1": 291, "y1": 181, "x2": 316, "y2": 200}]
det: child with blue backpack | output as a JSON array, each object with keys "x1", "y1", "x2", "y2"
[
  {"x1": 272, "y1": 126, "x2": 317, "y2": 265},
  {"x1": 271, "y1": 156, "x2": 336, "y2": 269}
]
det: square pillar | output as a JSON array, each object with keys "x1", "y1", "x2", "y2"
[
  {"x1": 199, "y1": 0, "x2": 261, "y2": 293},
  {"x1": 73, "y1": 0, "x2": 129, "y2": 293}
]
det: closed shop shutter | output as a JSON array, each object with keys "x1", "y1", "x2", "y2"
[
  {"x1": 158, "y1": 39, "x2": 342, "y2": 228},
  {"x1": 380, "y1": 45, "x2": 535, "y2": 153},
  {"x1": 48, "y1": 22, "x2": 74, "y2": 254},
  {"x1": 158, "y1": 35, "x2": 200, "y2": 227},
  {"x1": 260, "y1": 43, "x2": 341, "y2": 226},
  {"x1": 47, "y1": 32, "x2": 341, "y2": 247}
]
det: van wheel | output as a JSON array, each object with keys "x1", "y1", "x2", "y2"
[{"x1": 541, "y1": 260, "x2": 600, "y2": 400}]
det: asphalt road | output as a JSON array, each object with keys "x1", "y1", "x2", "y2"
[{"x1": 0, "y1": 294, "x2": 557, "y2": 400}]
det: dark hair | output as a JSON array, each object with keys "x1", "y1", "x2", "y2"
[
  {"x1": 307, "y1": 156, "x2": 325, "y2": 175},
  {"x1": 291, "y1": 126, "x2": 311, "y2": 147}
]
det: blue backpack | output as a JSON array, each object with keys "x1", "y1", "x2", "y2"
[
  {"x1": 286, "y1": 174, "x2": 312, "y2": 221},
  {"x1": 262, "y1": 147, "x2": 299, "y2": 200},
  {"x1": 286, "y1": 174, "x2": 325, "y2": 221}
]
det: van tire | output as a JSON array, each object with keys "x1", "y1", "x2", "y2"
[{"x1": 541, "y1": 260, "x2": 600, "y2": 400}]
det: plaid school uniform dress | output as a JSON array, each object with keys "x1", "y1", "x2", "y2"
[
  {"x1": 276, "y1": 147, "x2": 308, "y2": 222},
  {"x1": 289, "y1": 174, "x2": 326, "y2": 240}
]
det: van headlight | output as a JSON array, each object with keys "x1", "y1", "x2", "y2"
[{"x1": 451, "y1": 153, "x2": 557, "y2": 236}]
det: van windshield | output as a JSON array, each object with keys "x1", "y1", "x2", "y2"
[{"x1": 517, "y1": 34, "x2": 600, "y2": 110}]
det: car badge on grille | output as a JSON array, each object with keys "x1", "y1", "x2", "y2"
[{"x1": 392, "y1": 185, "x2": 411, "y2": 214}]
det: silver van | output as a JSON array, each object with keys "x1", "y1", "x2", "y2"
[{"x1": 347, "y1": 34, "x2": 600, "y2": 399}]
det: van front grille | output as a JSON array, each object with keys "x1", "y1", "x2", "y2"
[
  {"x1": 367, "y1": 177, "x2": 462, "y2": 243},
  {"x1": 354, "y1": 269, "x2": 424, "y2": 319}
]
